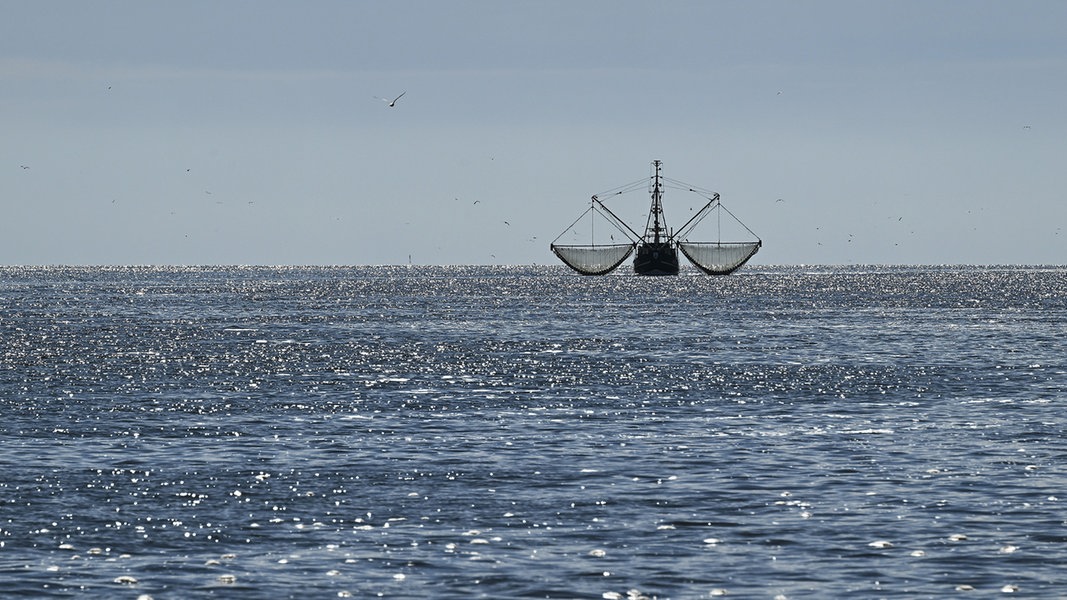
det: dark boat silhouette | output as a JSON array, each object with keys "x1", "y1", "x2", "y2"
[{"x1": 551, "y1": 160, "x2": 761, "y2": 276}]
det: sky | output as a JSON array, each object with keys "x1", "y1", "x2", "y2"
[{"x1": 3, "y1": 0, "x2": 1066, "y2": 266}]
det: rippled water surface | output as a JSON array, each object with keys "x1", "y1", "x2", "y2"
[{"x1": 2, "y1": 265, "x2": 1067, "y2": 598}]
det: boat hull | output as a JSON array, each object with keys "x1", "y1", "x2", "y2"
[{"x1": 633, "y1": 243, "x2": 679, "y2": 276}]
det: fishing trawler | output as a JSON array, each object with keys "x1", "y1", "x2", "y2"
[{"x1": 550, "y1": 160, "x2": 761, "y2": 275}]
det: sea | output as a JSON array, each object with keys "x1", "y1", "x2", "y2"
[{"x1": 1, "y1": 264, "x2": 1066, "y2": 599}]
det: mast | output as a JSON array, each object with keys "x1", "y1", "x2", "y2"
[{"x1": 647, "y1": 159, "x2": 667, "y2": 244}]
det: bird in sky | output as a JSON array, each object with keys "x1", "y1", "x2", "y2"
[{"x1": 376, "y1": 91, "x2": 406, "y2": 107}]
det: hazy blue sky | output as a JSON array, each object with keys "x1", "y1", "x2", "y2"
[{"x1": 4, "y1": 1, "x2": 1065, "y2": 266}]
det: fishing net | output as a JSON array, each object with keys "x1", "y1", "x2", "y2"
[
  {"x1": 678, "y1": 241, "x2": 761, "y2": 275},
  {"x1": 551, "y1": 243, "x2": 635, "y2": 276}
]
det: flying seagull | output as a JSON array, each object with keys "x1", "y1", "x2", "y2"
[{"x1": 376, "y1": 91, "x2": 406, "y2": 107}]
